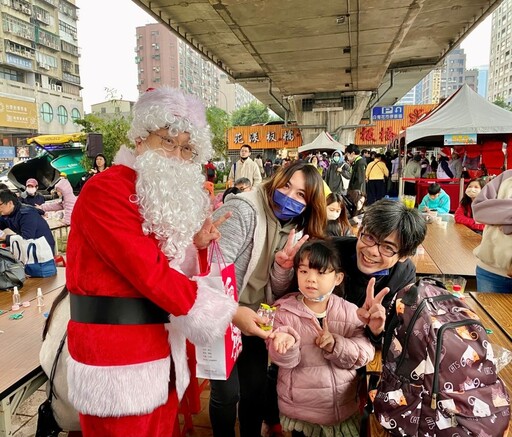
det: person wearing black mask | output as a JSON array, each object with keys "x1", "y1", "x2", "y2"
[{"x1": 227, "y1": 144, "x2": 262, "y2": 187}]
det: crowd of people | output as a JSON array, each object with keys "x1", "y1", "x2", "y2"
[{"x1": 34, "y1": 86, "x2": 510, "y2": 437}]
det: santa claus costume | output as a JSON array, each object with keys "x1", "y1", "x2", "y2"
[{"x1": 66, "y1": 87, "x2": 237, "y2": 437}]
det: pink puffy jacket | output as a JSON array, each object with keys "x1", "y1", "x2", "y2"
[
  {"x1": 267, "y1": 293, "x2": 374, "y2": 426},
  {"x1": 40, "y1": 178, "x2": 76, "y2": 225}
]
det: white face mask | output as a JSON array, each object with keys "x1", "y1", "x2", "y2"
[
  {"x1": 327, "y1": 210, "x2": 341, "y2": 221},
  {"x1": 465, "y1": 187, "x2": 480, "y2": 198},
  {"x1": 26, "y1": 187, "x2": 36, "y2": 195}
]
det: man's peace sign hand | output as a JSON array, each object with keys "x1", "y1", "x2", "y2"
[
  {"x1": 274, "y1": 230, "x2": 309, "y2": 270},
  {"x1": 356, "y1": 277, "x2": 389, "y2": 336}
]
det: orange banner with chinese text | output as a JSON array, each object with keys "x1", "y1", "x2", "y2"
[
  {"x1": 0, "y1": 97, "x2": 38, "y2": 130},
  {"x1": 227, "y1": 125, "x2": 302, "y2": 150},
  {"x1": 356, "y1": 104, "x2": 437, "y2": 147}
]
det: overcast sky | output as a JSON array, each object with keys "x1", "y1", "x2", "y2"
[{"x1": 76, "y1": 1, "x2": 493, "y2": 112}]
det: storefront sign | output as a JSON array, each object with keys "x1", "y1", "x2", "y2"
[
  {"x1": 0, "y1": 147, "x2": 16, "y2": 158},
  {"x1": 443, "y1": 134, "x2": 477, "y2": 145},
  {"x1": 0, "y1": 97, "x2": 38, "y2": 130},
  {"x1": 371, "y1": 105, "x2": 404, "y2": 120},
  {"x1": 228, "y1": 125, "x2": 302, "y2": 150}
]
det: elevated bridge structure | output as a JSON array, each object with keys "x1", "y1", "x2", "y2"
[{"x1": 132, "y1": 0, "x2": 500, "y2": 144}]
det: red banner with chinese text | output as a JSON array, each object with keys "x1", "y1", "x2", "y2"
[{"x1": 356, "y1": 104, "x2": 437, "y2": 147}]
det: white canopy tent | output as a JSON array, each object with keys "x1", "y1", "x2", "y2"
[
  {"x1": 397, "y1": 84, "x2": 512, "y2": 146},
  {"x1": 298, "y1": 131, "x2": 345, "y2": 154}
]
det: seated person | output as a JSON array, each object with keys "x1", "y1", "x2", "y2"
[
  {"x1": 234, "y1": 177, "x2": 252, "y2": 192},
  {"x1": 213, "y1": 178, "x2": 251, "y2": 209},
  {"x1": 0, "y1": 189, "x2": 55, "y2": 253},
  {"x1": 38, "y1": 176, "x2": 77, "y2": 226},
  {"x1": 418, "y1": 183, "x2": 450, "y2": 214},
  {"x1": 20, "y1": 178, "x2": 45, "y2": 207},
  {"x1": 454, "y1": 178, "x2": 485, "y2": 233}
]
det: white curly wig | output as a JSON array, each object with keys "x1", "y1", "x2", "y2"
[{"x1": 127, "y1": 86, "x2": 212, "y2": 163}]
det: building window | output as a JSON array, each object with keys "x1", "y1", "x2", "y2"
[
  {"x1": 0, "y1": 66, "x2": 23, "y2": 81},
  {"x1": 71, "y1": 108, "x2": 81, "y2": 121},
  {"x1": 57, "y1": 105, "x2": 68, "y2": 125},
  {"x1": 41, "y1": 102, "x2": 53, "y2": 123}
]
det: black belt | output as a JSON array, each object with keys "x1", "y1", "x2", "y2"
[{"x1": 70, "y1": 293, "x2": 169, "y2": 325}]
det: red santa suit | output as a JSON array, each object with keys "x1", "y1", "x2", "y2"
[{"x1": 66, "y1": 164, "x2": 237, "y2": 437}]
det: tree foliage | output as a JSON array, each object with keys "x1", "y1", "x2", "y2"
[
  {"x1": 230, "y1": 101, "x2": 270, "y2": 126},
  {"x1": 493, "y1": 97, "x2": 512, "y2": 111},
  {"x1": 206, "y1": 107, "x2": 230, "y2": 160},
  {"x1": 74, "y1": 113, "x2": 131, "y2": 169}
]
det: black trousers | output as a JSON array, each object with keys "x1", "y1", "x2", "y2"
[
  {"x1": 366, "y1": 179, "x2": 387, "y2": 205},
  {"x1": 209, "y1": 335, "x2": 269, "y2": 437}
]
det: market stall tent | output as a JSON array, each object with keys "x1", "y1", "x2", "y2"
[
  {"x1": 391, "y1": 84, "x2": 512, "y2": 173},
  {"x1": 298, "y1": 131, "x2": 345, "y2": 154},
  {"x1": 403, "y1": 84, "x2": 512, "y2": 145}
]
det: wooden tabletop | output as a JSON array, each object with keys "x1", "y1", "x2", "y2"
[
  {"x1": 0, "y1": 281, "x2": 65, "y2": 398},
  {"x1": 469, "y1": 292, "x2": 512, "y2": 342},
  {"x1": 0, "y1": 268, "x2": 66, "y2": 312},
  {"x1": 416, "y1": 222, "x2": 481, "y2": 277},
  {"x1": 411, "y1": 246, "x2": 442, "y2": 275}
]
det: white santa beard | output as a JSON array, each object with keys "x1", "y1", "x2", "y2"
[{"x1": 133, "y1": 150, "x2": 210, "y2": 263}]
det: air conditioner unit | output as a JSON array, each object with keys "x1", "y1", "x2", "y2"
[
  {"x1": 42, "y1": 64, "x2": 50, "y2": 70},
  {"x1": 35, "y1": 82, "x2": 40, "y2": 87},
  {"x1": 56, "y1": 85, "x2": 62, "y2": 92}
]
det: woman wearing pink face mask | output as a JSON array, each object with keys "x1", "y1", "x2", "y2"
[{"x1": 454, "y1": 178, "x2": 486, "y2": 233}]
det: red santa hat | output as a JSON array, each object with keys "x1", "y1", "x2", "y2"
[
  {"x1": 127, "y1": 86, "x2": 212, "y2": 163},
  {"x1": 439, "y1": 147, "x2": 452, "y2": 158}
]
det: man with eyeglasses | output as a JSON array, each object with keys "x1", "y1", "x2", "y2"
[
  {"x1": 263, "y1": 199, "x2": 427, "y2": 436},
  {"x1": 65, "y1": 87, "x2": 267, "y2": 437},
  {"x1": 228, "y1": 144, "x2": 262, "y2": 188}
]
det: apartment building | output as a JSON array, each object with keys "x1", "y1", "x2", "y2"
[
  {"x1": 135, "y1": 22, "x2": 257, "y2": 113},
  {"x1": 488, "y1": 0, "x2": 512, "y2": 105},
  {"x1": 0, "y1": 0, "x2": 84, "y2": 144}
]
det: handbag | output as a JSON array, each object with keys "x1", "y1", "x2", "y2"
[
  {"x1": 0, "y1": 247, "x2": 26, "y2": 290},
  {"x1": 195, "y1": 241, "x2": 242, "y2": 380},
  {"x1": 10, "y1": 235, "x2": 57, "y2": 278},
  {"x1": 35, "y1": 332, "x2": 67, "y2": 437}
]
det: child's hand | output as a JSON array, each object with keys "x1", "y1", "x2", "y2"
[
  {"x1": 316, "y1": 323, "x2": 335, "y2": 353},
  {"x1": 271, "y1": 332, "x2": 296, "y2": 354}
]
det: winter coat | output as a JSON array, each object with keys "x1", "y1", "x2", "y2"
[
  {"x1": 324, "y1": 150, "x2": 349, "y2": 194},
  {"x1": 348, "y1": 156, "x2": 366, "y2": 193},
  {"x1": 20, "y1": 192, "x2": 45, "y2": 206},
  {"x1": 454, "y1": 203, "x2": 484, "y2": 232},
  {"x1": 40, "y1": 178, "x2": 77, "y2": 225},
  {"x1": 0, "y1": 201, "x2": 55, "y2": 252},
  {"x1": 418, "y1": 189, "x2": 450, "y2": 214},
  {"x1": 472, "y1": 170, "x2": 512, "y2": 278},
  {"x1": 437, "y1": 157, "x2": 454, "y2": 179},
  {"x1": 267, "y1": 293, "x2": 374, "y2": 426}
]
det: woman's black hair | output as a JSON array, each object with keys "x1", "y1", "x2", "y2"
[{"x1": 93, "y1": 153, "x2": 109, "y2": 171}]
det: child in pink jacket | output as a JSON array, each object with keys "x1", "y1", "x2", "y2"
[
  {"x1": 38, "y1": 177, "x2": 76, "y2": 225},
  {"x1": 267, "y1": 240, "x2": 374, "y2": 436}
]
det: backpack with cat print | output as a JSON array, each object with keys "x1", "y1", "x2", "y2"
[{"x1": 373, "y1": 278, "x2": 510, "y2": 437}]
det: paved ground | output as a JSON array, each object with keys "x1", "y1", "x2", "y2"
[{"x1": 12, "y1": 382, "x2": 227, "y2": 437}]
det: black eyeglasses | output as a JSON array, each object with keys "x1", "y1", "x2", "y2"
[{"x1": 359, "y1": 232, "x2": 399, "y2": 257}]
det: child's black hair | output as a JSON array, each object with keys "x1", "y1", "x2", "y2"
[{"x1": 293, "y1": 240, "x2": 343, "y2": 274}]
